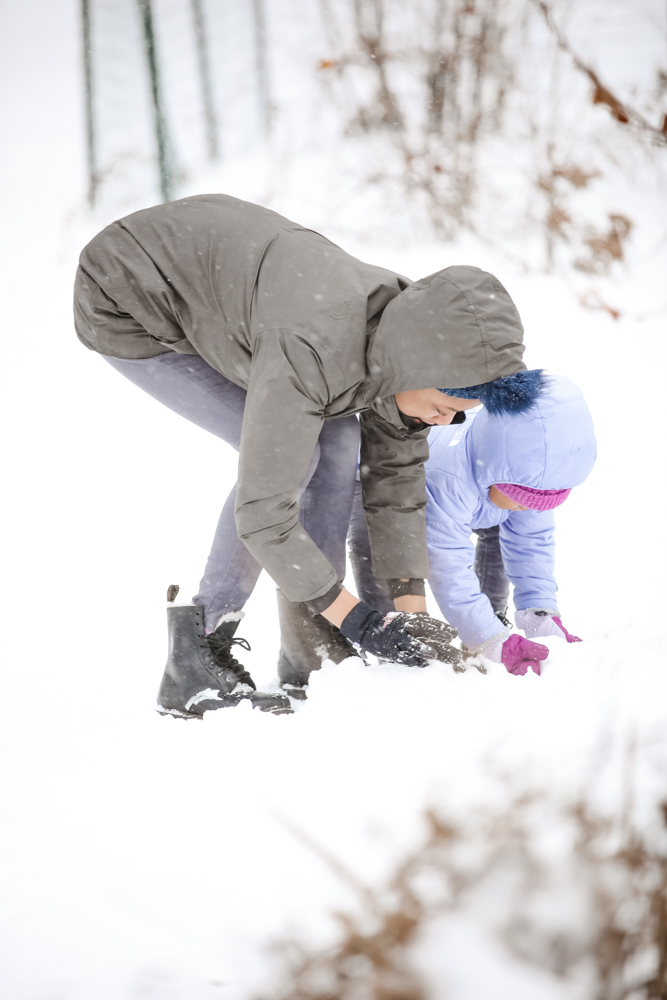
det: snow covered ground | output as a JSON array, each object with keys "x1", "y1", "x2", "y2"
[{"x1": 2, "y1": 2, "x2": 667, "y2": 998}]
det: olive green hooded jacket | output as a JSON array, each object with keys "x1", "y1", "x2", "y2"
[{"x1": 74, "y1": 194, "x2": 525, "y2": 605}]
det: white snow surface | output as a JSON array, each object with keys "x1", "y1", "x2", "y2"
[{"x1": 1, "y1": 2, "x2": 667, "y2": 998}]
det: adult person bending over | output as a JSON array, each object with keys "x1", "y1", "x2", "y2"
[{"x1": 73, "y1": 193, "x2": 534, "y2": 718}]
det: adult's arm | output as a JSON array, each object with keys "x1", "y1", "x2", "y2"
[
  {"x1": 425, "y1": 473, "x2": 502, "y2": 649},
  {"x1": 499, "y1": 510, "x2": 559, "y2": 612},
  {"x1": 358, "y1": 406, "x2": 430, "y2": 581},
  {"x1": 235, "y1": 331, "x2": 341, "y2": 608}
]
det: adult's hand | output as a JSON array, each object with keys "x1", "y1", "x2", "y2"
[
  {"x1": 399, "y1": 612, "x2": 460, "y2": 665},
  {"x1": 339, "y1": 602, "x2": 460, "y2": 668}
]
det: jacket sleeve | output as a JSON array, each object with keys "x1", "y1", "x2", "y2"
[
  {"x1": 358, "y1": 406, "x2": 430, "y2": 579},
  {"x1": 499, "y1": 510, "x2": 559, "y2": 613},
  {"x1": 425, "y1": 473, "x2": 502, "y2": 648},
  {"x1": 235, "y1": 332, "x2": 340, "y2": 605}
]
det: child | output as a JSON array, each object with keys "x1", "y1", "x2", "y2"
[
  {"x1": 349, "y1": 374, "x2": 596, "y2": 675},
  {"x1": 424, "y1": 373, "x2": 595, "y2": 672}
]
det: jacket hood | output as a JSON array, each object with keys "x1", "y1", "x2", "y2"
[
  {"x1": 469, "y1": 374, "x2": 597, "y2": 491},
  {"x1": 365, "y1": 265, "x2": 526, "y2": 399}
]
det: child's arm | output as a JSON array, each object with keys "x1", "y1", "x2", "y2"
[
  {"x1": 425, "y1": 475, "x2": 506, "y2": 651},
  {"x1": 500, "y1": 512, "x2": 583, "y2": 645},
  {"x1": 498, "y1": 509, "x2": 558, "y2": 612}
]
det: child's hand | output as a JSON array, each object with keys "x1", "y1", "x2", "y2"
[
  {"x1": 501, "y1": 633, "x2": 549, "y2": 676},
  {"x1": 515, "y1": 608, "x2": 582, "y2": 643}
]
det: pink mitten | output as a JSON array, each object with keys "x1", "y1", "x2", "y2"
[
  {"x1": 515, "y1": 609, "x2": 582, "y2": 643},
  {"x1": 552, "y1": 617, "x2": 582, "y2": 643},
  {"x1": 501, "y1": 633, "x2": 549, "y2": 676}
]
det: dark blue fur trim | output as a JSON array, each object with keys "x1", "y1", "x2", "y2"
[{"x1": 439, "y1": 369, "x2": 547, "y2": 415}]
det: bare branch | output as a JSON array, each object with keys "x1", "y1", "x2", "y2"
[{"x1": 531, "y1": 0, "x2": 667, "y2": 144}]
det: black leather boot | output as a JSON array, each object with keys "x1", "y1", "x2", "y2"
[
  {"x1": 157, "y1": 598, "x2": 291, "y2": 717},
  {"x1": 276, "y1": 588, "x2": 357, "y2": 699}
]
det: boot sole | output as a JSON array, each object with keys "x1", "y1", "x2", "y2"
[
  {"x1": 280, "y1": 684, "x2": 308, "y2": 701},
  {"x1": 249, "y1": 695, "x2": 294, "y2": 715},
  {"x1": 156, "y1": 706, "x2": 203, "y2": 720},
  {"x1": 157, "y1": 700, "x2": 293, "y2": 719}
]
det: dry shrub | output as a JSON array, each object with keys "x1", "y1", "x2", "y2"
[
  {"x1": 315, "y1": 0, "x2": 662, "y2": 271},
  {"x1": 260, "y1": 798, "x2": 667, "y2": 1000},
  {"x1": 575, "y1": 214, "x2": 634, "y2": 274},
  {"x1": 552, "y1": 164, "x2": 601, "y2": 189},
  {"x1": 578, "y1": 289, "x2": 621, "y2": 321},
  {"x1": 537, "y1": 162, "x2": 627, "y2": 270},
  {"x1": 533, "y1": 0, "x2": 667, "y2": 143},
  {"x1": 318, "y1": 0, "x2": 513, "y2": 237}
]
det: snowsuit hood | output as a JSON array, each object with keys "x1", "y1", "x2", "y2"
[
  {"x1": 366, "y1": 266, "x2": 527, "y2": 400},
  {"x1": 469, "y1": 374, "x2": 597, "y2": 492}
]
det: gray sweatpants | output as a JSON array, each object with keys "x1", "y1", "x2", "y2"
[{"x1": 104, "y1": 353, "x2": 360, "y2": 630}]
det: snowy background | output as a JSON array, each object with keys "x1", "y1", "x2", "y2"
[{"x1": 1, "y1": 1, "x2": 667, "y2": 997}]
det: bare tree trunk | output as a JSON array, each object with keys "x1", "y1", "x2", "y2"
[
  {"x1": 252, "y1": 0, "x2": 271, "y2": 136},
  {"x1": 353, "y1": 0, "x2": 403, "y2": 128},
  {"x1": 81, "y1": 0, "x2": 97, "y2": 206},
  {"x1": 137, "y1": 0, "x2": 173, "y2": 202},
  {"x1": 192, "y1": 0, "x2": 220, "y2": 160},
  {"x1": 427, "y1": 0, "x2": 448, "y2": 132},
  {"x1": 191, "y1": 0, "x2": 219, "y2": 160}
]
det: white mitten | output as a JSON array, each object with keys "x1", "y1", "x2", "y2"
[{"x1": 515, "y1": 609, "x2": 581, "y2": 643}]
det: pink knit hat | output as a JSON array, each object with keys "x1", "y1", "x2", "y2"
[{"x1": 494, "y1": 483, "x2": 572, "y2": 511}]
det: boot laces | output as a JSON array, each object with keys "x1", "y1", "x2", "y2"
[{"x1": 206, "y1": 631, "x2": 255, "y2": 688}]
